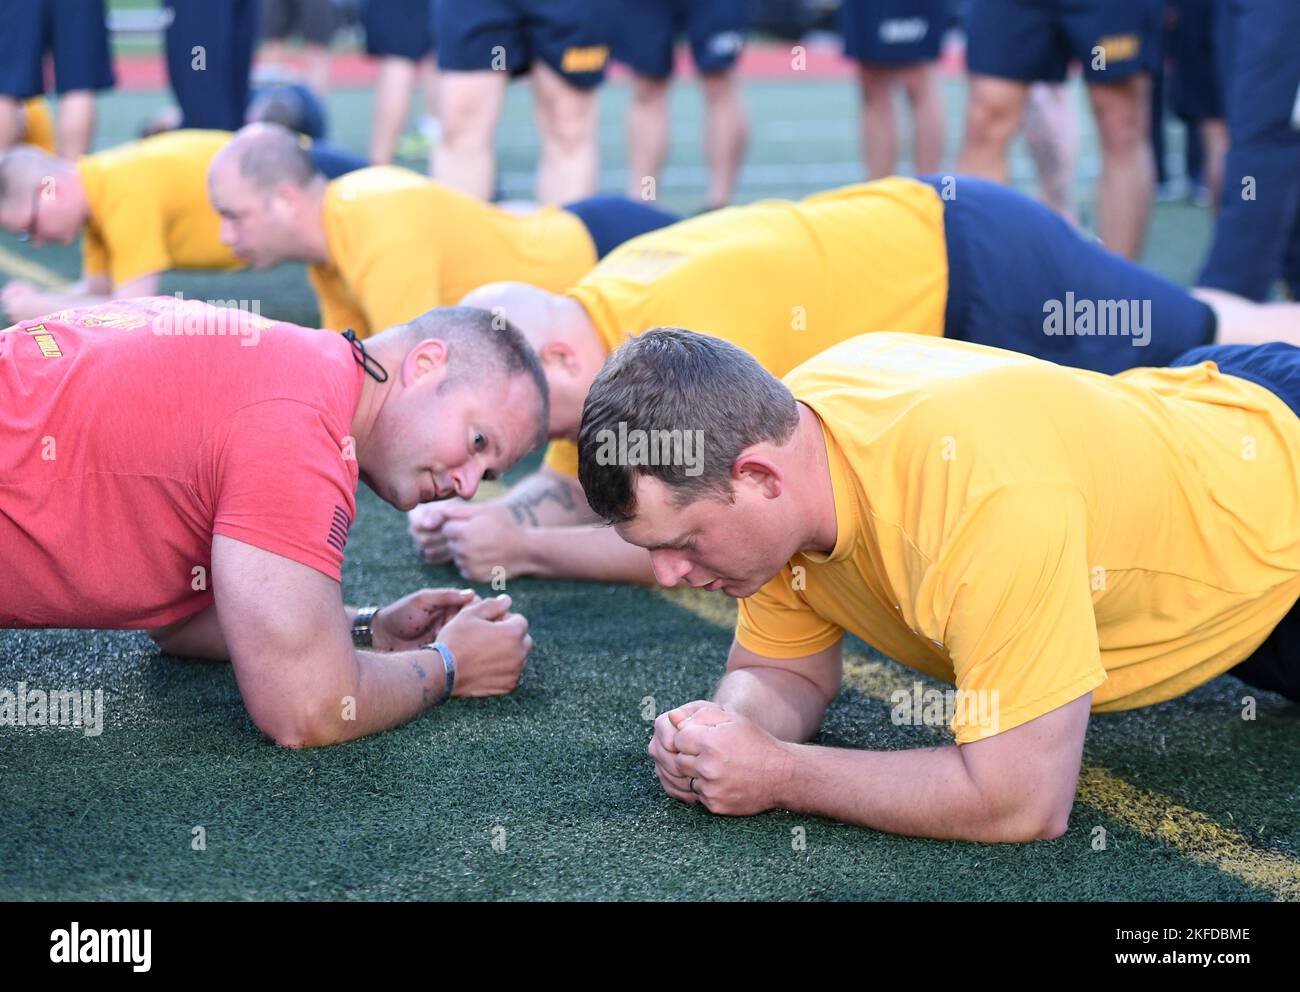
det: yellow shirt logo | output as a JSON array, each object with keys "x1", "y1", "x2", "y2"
[{"x1": 561, "y1": 45, "x2": 609, "y2": 74}]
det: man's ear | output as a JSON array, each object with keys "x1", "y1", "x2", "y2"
[
  {"x1": 733, "y1": 450, "x2": 783, "y2": 500},
  {"x1": 402, "y1": 337, "x2": 451, "y2": 387},
  {"x1": 539, "y1": 339, "x2": 581, "y2": 375}
]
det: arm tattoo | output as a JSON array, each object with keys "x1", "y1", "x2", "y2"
[
  {"x1": 508, "y1": 480, "x2": 576, "y2": 527},
  {"x1": 410, "y1": 657, "x2": 429, "y2": 705}
]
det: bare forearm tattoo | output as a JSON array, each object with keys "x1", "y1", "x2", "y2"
[{"x1": 508, "y1": 481, "x2": 576, "y2": 526}]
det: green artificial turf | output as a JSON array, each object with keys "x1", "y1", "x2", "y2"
[{"x1": 1, "y1": 74, "x2": 1296, "y2": 901}]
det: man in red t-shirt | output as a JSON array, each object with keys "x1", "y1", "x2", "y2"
[{"x1": 1, "y1": 296, "x2": 547, "y2": 747}]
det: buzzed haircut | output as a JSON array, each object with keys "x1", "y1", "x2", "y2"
[
  {"x1": 399, "y1": 305, "x2": 551, "y2": 452},
  {"x1": 231, "y1": 123, "x2": 320, "y2": 192},
  {"x1": 0, "y1": 145, "x2": 58, "y2": 212},
  {"x1": 578, "y1": 327, "x2": 800, "y2": 523}
]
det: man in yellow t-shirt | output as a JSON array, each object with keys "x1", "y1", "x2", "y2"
[
  {"x1": 206, "y1": 124, "x2": 677, "y2": 338},
  {"x1": 0, "y1": 130, "x2": 242, "y2": 322},
  {"x1": 411, "y1": 175, "x2": 1300, "y2": 586},
  {"x1": 576, "y1": 328, "x2": 1300, "y2": 841}
]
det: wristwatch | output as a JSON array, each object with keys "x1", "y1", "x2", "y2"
[
  {"x1": 351, "y1": 606, "x2": 380, "y2": 648},
  {"x1": 422, "y1": 642, "x2": 457, "y2": 703}
]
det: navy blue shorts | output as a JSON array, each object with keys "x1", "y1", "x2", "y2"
[
  {"x1": 1196, "y1": 0, "x2": 1300, "y2": 301},
  {"x1": 563, "y1": 196, "x2": 680, "y2": 258},
  {"x1": 307, "y1": 141, "x2": 370, "y2": 179},
  {"x1": 166, "y1": 0, "x2": 260, "y2": 131},
  {"x1": 1170, "y1": 342, "x2": 1300, "y2": 701},
  {"x1": 363, "y1": 0, "x2": 437, "y2": 60},
  {"x1": 437, "y1": 0, "x2": 613, "y2": 90},
  {"x1": 247, "y1": 82, "x2": 328, "y2": 140},
  {"x1": 928, "y1": 175, "x2": 1217, "y2": 374},
  {"x1": 840, "y1": 0, "x2": 948, "y2": 66},
  {"x1": 613, "y1": 0, "x2": 747, "y2": 79},
  {"x1": 0, "y1": 0, "x2": 115, "y2": 99},
  {"x1": 1169, "y1": 0, "x2": 1223, "y2": 120},
  {"x1": 966, "y1": 0, "x2": 1163, "y2": 84}
]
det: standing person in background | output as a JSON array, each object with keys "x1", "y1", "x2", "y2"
[
  {"x1": 0, "y1": 0, "x2": 115, "y2": 159},
  {"x1": 434, "y1": 0, "x2": 612, "y2": 204},
  {"x1": 166, "y1": 0, "x2": 261, "y2": 131},
  {"x1": 362, "y1": 0, "x2": 440, "y2": 165},
  {"x1": 260, "y1": 0, "x2": 339, "y2": 97},
  {"x1": 1021, "y1": 82, "x2": 1080, "y2": 224},
  {"x1": 1196, "y1": 0, "x2": 1300, "y2": 303},
  {"x1": 957, "y1": 0, "x2": 1163, "y2": 261},
  {"x1": 617, "y1": 0, "x2": 749, "y2": 212},
  {"x1": 1167, "y1": 0, "x2": 1227, "y2": 210},
  {"x1": 840, "y1": 0, "x2": 948, "y2": 178}
]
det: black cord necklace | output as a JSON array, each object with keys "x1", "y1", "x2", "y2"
[{"x1": 342, "y1": 328, "x2": 389, "y2": 383}]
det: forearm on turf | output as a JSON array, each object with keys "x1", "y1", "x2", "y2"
[
  {"x1": 152, "y1": 603, "x2": 380, "y2": 661},
  {"x1": 775, "y1": 742, "x2": 1058, "y2": 843},
  {"x1": 305, "y1": 646, "x2": 451, "y2": 746},
  {"x1": 524, "y1": 524, "x2": 658, "y2": 583},
  {"x1": 712, "y1": 667, "x2": 831, "y2": 743},
  {"x1": 496, "y1": 470, "x2": 594, "y2": 528}
]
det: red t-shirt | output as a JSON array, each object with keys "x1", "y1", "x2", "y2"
[{"x1": 1, "y1": 297, "x2": 365, "y2": 629}]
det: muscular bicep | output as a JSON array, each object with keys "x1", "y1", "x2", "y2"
[
  {"x1": 211, "y1": 535, "x2": 357, "y2": 745},
  {"x1": 959, "y1": 690, "x2": 1092, "y2": 839}
]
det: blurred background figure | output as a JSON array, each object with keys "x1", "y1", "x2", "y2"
[
  {"x1": 362, "y1": 0, "x2": 440, "y2": 165},
  {"x1": 1196, "y1": 0, "x2": 1300, "y2": 302},
  {"x1": 434, "y1": 0, "x2": 612, "y2": 204},
  {"x1": 0, "y1": 0, "x2": 115, "y2": 159},
  {"x1": 1021, "y1": 82, "x2": 1080, "y2": 223},
  {"x1": 165, "y1": 0, "x2": 261, "y2": 131},
  {"x1": 840, "y1": 0, "x2": 947, "y2": 178},
  {"x1": 958, "y1": 0, "x2": 1163, "y2": 260},
  {"x1": 259, "y1": 0, "x2": 340, "y2": 96},
  {"x1": 617, "y1": 0, "x2": 750, "y2": 212},
  {"x1": 1165, "y1": 0, "x2": 1226, "y2": 210}
]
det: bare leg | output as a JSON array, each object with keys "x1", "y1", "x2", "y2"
[
  {"x1": 857, "y1": 65, "x2": 899, "y2": 179},
  {"x1": 1088, "y1": 74, "x2": 1155, "y2": 260},
  {"x1": 56, "y1": 90, "x2": 95, "y2": 159},
  {"x1": 700, "y1": 69, "x2": 747, "y2": 205},
  {"x1": 532, "y1": 60, "x2": 599, "y2": 204},
  {"x1": 1201, "y1": 117, "x2": 1229, "y2": 215},
  {"x1": 626, "y1": 73, "x2": 670, "y2": 200},
  {"x1": 370, "y1": 55, "x2": 416, "y2": 163},
  {"x1": 0, "y1": 96, "x2": 21, "y2": 148},
  {"x1": 1195, "y1": 287, "x2": 1300, "y2": 345},
  {"x1": 1022, "y1": 81, "x2": 1080, "y2": 223},
  {"x1": 433, "y1": 70, "x2": 506, "y2": 200},
  {"x1": 897, "y1": 61, "x2": 945, "y2": 176},
  {"x1": 957, "y1": 74, "x2": 1030, "y2": 182}
]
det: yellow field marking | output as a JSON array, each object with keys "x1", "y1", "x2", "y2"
[
  {"x1": 657, "y1": 586, "x2": 1300, "y2": 900},
  {"x1": 1077, "y1": 767, "x2": 1300, "y2": 901},
  {"x1": 0, "y1": 244, "x2": 68, "y2": 291}
]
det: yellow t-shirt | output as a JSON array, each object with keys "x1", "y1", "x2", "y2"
[
  {"x1": 22, "y1": 98, "x2": 55, "y2": 153},
  {"x1": 547, "y1": 177, "x2": 949, "y2": 475},
  {"x1": 308, "y1": 166, "x2": 599, "y2": 337},
  {"x1": 76, "y1": 130, "x2": 241, "y2": 287},
  {"x1": 735, "y1": 333, "x2": 1300, "y2": 743}
]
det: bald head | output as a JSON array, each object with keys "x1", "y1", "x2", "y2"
[
  {"x1": 458, "y1": 282, "x2": 568, "y2": 352},
  {"x1": 0, "y1": 145, "x2": 84, "y2": 244},
  {"x1": 208, "y1": 123, "x2": 327, "y2": 268},
  {"x1": 0, "y1": 145, "x2": 64, "y2": 212},
  {"x1": 214, "y1": 122, "x2": 320, "y2": 195}
]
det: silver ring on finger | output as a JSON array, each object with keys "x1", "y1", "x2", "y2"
[{"x1": 689, "y1": 777, "x2": 698, "y2": 794}]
